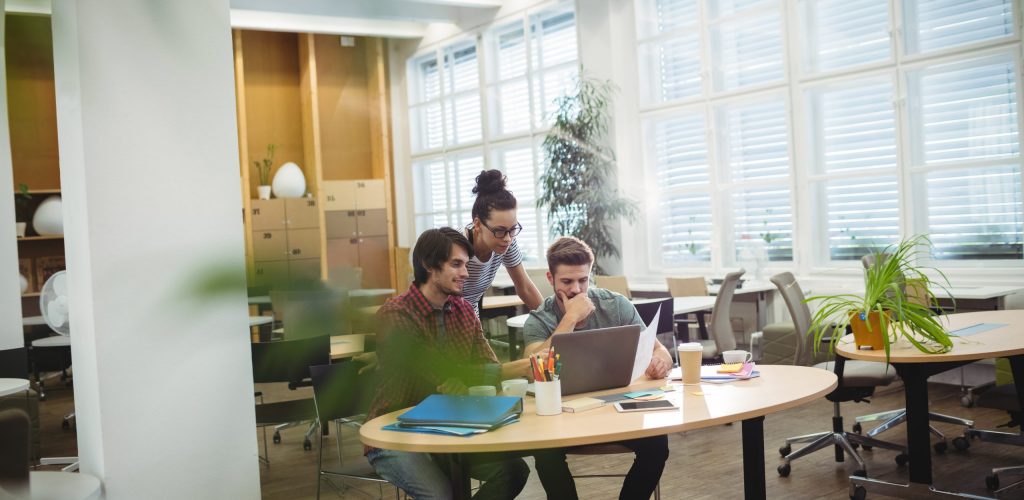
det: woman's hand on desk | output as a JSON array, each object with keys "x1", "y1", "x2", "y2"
[{"x1": 645, "y1": 354, "x2": 672, "y2": 379}]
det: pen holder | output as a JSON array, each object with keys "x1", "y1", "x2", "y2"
[{"x1": 534, "y1": 380, "x2": 562, "y2": 416}]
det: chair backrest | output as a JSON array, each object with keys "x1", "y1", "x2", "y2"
[
  {"x1": 251, "y1": 336, "x2": 330, "y2": 385},
  {"x1": 526, "y1": 268, "x2": 554, "y2": 298},
  {"x1": 708, "y1": 269, "x2": 744, "y2": 353},
  {"x1": 327, "y1": 267, "x2": 363, "y2": 291},
  {"x1": 769, "y1": 272, "x2": 814, "y2": 366},
  {"x1": 596, "y1": 275, "x2": 631, "y2": 299},
  {"x1": 309, "y1": 362, "x2": 374, "y2": 422},
  {"x1": 633, "y1": 298, "x2": 674, "y2": 334},
  {"x1": 666, "y1": 277, "x2": 708, "y2": 297}
]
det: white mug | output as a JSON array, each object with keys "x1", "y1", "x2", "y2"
[
  {"x1": 501, "y1": 379, "x2": 529, "y2": 398},
  {"x1": 468, "y1": 385, "x2": 497, "y2": 397},
  {"x1": 722, "y1": 350, "x2": 753, "y2": 364}
]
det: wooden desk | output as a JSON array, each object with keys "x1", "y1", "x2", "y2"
[
  {"x1": 836, "y1": 310, "x2": 1024, "y2": 498},
  {"x1": 331, "y1": 334, "x2": 368, "y2": 360},
  {"x1": 481, "y1": 295, "x2": 525, "y2": 310},
  {"x1": 361, "y1": 365, "x2": 837, "y2": 500},
  {"x1": 631, "y1": 281, "x2": 776, "y2": 331}
]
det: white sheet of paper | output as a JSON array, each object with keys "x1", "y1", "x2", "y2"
[{"x1": 631, "y1": 309, "x2": 660, "y2": 382}]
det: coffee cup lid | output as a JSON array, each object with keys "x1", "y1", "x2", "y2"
[{"x1": 677, "y1": 342, "x2": 703, "y2": 352}]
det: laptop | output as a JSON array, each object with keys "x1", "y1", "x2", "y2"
[{"x1": 548, "y1": 325, "x2": 641, "y2": 396}]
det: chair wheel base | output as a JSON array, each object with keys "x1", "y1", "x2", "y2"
[
  {"x1": 777, "y1": 463, "x2": 791, "y2": 477},
  {"x1": 933, "y1": 441, "x2": 947, "y2": 454},
  {"x1": 952, "y1": 436, "x2": 970, "y2": 451},
  {"x1": 850, "y1": 485, "x2": 867, "y2": 500},
  {"x1": 272, "y1": 432, "x2": 281, "y2": 444},
  {"x1": 303, "y1": 439, "x2": 312, "y2": 451},
  {"x1": 895, "y1": 454, "x2": 909, "y2": 466},
  {"x1": 853, "y1": 469, "x2": 867, "y2": 479},
  {"x1": 779, "y1": 445, "x2": 791, "y2": 457},
  {"x1": 61, "y1": 420, "x2": 70, "y2": 430},
  {"x1": 852, "y1": 423, "x2": 862, "y2": 434},
  {"x1": 986, "y1": 474, "x2": 999, "y2": 490}
]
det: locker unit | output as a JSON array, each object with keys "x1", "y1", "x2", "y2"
[
  {"x1": 250, "y1": 197, "x2": 322, "y2": 288},
  {"x1": 322, "y1": 180, "x2": 390, "y2": 288}
]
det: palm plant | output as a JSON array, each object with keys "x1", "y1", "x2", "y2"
[
  {"x1": 538, "y1": 75, "x2": 637, "y2": 274},
  {"x1": 808, "y1": 235, "x2": 955, "y2": 361}
]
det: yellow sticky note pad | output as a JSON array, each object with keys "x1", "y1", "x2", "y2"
[{"x1": 690, "y1": 391, "x2": 704, "y2": 396}]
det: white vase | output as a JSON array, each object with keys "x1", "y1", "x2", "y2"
[
  {"x1": 20, "y1": 274, "x2": 28, "y2": 294},
  {"x1": 16, "y1": 222, "x2": 26, "y2": 238},
  {"x1": 257, "y1": 185, "x2": 272, "y2": 200},
  {"x1": 272, "y1": 162, "x2": 306, "y2": 198},
  {"x1": 32, "y1": 195, "x2": 64, "y2": 235}
]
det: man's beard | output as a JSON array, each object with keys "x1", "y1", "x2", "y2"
[{"x1": 440, "y1": 284, "x2": 464, "y2": 297}]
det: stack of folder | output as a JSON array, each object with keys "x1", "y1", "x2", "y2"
[{"x1": 383, "y1": 394, "x2": 523, "y2": 436}]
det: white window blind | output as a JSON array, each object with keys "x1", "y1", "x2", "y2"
[
  {"x1": 650, "y1": 113, "x2": 711, "y2": 188},
  {"x1": 660, "y1": 194, "x2": 714, "y2": 264},
  {"x1": 824, "y1": 176, "x2": 901, "y2": 260},
  {"x1": 905, "y1": 0, "x2": 1014, "y2": 54},
  {"x1": 910, "y1": 55, "x2": 1019, "y2": 165},
  {"x1": 924, "y1": 165, "x2": 1022, "y2": 259},
  {"x1": 635, "y1": 0, "x2": 702, "y2": 105},
  {"x1": 492, "y1": 144, "x2": 549, "y2": 262},
  {"x1": 800, "y1": 0, "x2": 891, "y2": 74},
  {"x1": 733, "y1": 186, "x2": 794, "y2": 261},
  {"x1": 719, "y1": 100, "x2": 791, "y2": 181},
  {"x1": 711, "y1": 9, "x2": 785, "y2": 91},
  {"x1": 413, "y1": 158, "x2": 451, "y2": 233}
]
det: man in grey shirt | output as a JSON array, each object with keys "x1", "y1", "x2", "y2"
[{"x1": 522, "y1": 237, "x2": 672, "y2": 500}]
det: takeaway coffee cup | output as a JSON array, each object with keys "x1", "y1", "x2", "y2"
[
  {"x1": 722, "y1": 350, "x2": 753, "y2": 364},
  {"x1": 677, "y1": 342, "x2": 703, "y2": 385},
  {"x1": 501, "y1": 379, "x2": 529, "y2": 398},
  {"x1": 468, "y1": 385, "x2": 497, "y2": 397},
  {"x1": 534, "y1": 380, "x2": 562, "y2": 416}
]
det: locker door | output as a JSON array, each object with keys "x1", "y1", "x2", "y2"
[
  {"x1": 250, "y1": 199, "x2": 286, "y2": 231},
  {"x1": 358, "y1": 236, "x2": 390, "y2": 288},
  {"x1": 355, "y1": 209, "x2": 388, "y2": 237}
]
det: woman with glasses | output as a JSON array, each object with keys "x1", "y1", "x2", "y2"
[{"x1": 462, "y1": 169, "x2": 543, "y2": 317}]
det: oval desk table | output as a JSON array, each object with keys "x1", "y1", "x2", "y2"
[
  {"x1": 361, "y1": 365, "x2": 837, "y2": 500},
  {"x1": 837, "y1": 310, "x2": 1024, "y2": 499}
]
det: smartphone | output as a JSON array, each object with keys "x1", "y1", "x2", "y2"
[{"x1": 614, "y1": 400, "x2": 677, "y2": 412}]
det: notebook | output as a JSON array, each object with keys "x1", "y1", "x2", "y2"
[{"x1": 397, "y1": 394, "x2": 523, "y2": 429}]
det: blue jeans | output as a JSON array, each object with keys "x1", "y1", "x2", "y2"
[{"x1": 367, "y1": 449, "x2": 528, "y2": 500}]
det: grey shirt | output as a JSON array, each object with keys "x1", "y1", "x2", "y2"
[{"x1": 522, "y1": 287, "x2": 643, "y2": 347}]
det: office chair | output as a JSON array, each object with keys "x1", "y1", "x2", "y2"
[
  {"x1": 959, "y1": 359, "x2": 1024, "y2": 495},
  {"x1": 698, "y1": 269, "x2": 744, "y2": 361},
  {"x1": 770, "y1": 272, "x2": 907, "y2": 478},
  {"x1": 595, "y1": 275, "x2": 632, "y2": 299},
  {"x1": 634, "y1": 297, "x2": 677, "y2": 365},
  {"x1": 853, "y1": 256, "x2": 974, "y2": 452},
  {"x1": 665, "y1": 276, "x2": 710, "y2": 342},
  {"x1": 309, "y1": 362, "x2": 399, "y2": 500},
  {"x1": 251, "y1": 336, "x2": 330, "y2": 464}
]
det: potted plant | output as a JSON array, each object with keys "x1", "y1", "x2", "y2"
[
  {"x1": 538, "y1": 75, "x2": 637, "y2": 274},
  {"x1": 808, "y1": 235, "x2": 955, "y2": 360},
  {"x1": 253, "y1": 144, "x2": 276, "y2": 200},
  {"x1": 14, "y1": 183, "x2": 32, "y2": 237}
]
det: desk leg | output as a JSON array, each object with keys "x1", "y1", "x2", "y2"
[
  {"x1": 449, "y1": 454, "x2": 471, "y2": 500},
  {"x1": 741, "y1": 416, "x2": 766, "y2": 500},
  {"x1": 898, "y1": 364, "x2": 933, "y2": 485},
  {"x1": 1010, "y1": 356, "x2": 1024, "y2": 420}
]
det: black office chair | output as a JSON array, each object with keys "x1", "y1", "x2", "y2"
[
  {"x1": 309, "y1": 362, "x2": 398, "y2": 499},
  {"x1": 770, "y1": 272, "x2": 907, "y2": 478},
  {"x1": 634, "y1": 297, "x2": 677, "y2": 365},
  {"x1": 959, "y1": 359, "x2": 1024, "y2": 494},
  {"x1": 251, "y1": 336, "x2": 330, "y2": 464}
]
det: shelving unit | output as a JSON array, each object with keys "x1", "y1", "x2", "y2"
[
  {"x1": 232, "y1": 29, "x2": 397, "y2": 290},
  {"x1": 7, "y1": 13, "x2": 65, "y2": 316}
]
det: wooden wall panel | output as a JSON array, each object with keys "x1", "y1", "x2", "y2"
[
  {"x1": 241, "y1": 30, "x2": 307, "y2": 195},
  {"x1": 314, "y1": 34, "x2": 373, "y2": 181},
  {"x1": 6, "y1": 14, "x2": 60, "y2": 190}
]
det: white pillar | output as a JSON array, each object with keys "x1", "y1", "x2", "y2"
[
  {"x1": 50, "y1": 0, "x2": 260, "y2": 498},
  {"x1": 0, "y1": 0, "x2": 26, "y2": 362}
]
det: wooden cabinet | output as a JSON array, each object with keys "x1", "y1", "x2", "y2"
[{"x1": 234, "y1": 30, "x2": 396, "y2": 290}]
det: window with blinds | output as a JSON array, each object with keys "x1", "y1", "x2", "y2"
[
  {"x1": 636, "y1": 0, "x2": 1022, "y2": 269},
  {"x1": 409, "y1": 1, "x2": 579, "y2": 265}
]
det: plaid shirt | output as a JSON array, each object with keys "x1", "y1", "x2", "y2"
[{"x1": 365, "y1": 283, "x2": 500, "y2": 453}]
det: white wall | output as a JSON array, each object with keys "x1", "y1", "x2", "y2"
[
  {"x1": 51, "y1": 0, "x2": 260, "y2": 497},
  {"x1": 0, "y1": 0, "x2": 23, "y2": 352}
]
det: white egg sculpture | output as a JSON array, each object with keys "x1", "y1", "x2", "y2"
[
  {"x1": 271, "y1": 162, "x2": 306, "y2": 198},
  {"x1": 20, "y1": 274, "x2": 28, "y2": 294},
  {"x1": 32, "y1": 195, "x2": 64, "y2": 235}
]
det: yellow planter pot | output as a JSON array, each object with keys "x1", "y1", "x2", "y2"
[{"x1": 850, "y1": 310, "x2": 888, "y2": 351}]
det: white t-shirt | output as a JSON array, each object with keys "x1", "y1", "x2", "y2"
[{"x1": 463, "y1": 238, "x2": 524, "y2": 317}]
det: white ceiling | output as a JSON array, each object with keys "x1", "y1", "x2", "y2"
[{"x1": 5, "y1": 0, "x2": 504, "y2": 38}]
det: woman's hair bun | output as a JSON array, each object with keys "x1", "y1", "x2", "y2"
[{"x1": 472, "y1": 169, "x2": 508, "y2": 195}]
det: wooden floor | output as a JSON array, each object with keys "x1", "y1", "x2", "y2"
[{"x1": 36, "y1": 377, "x2": 1024, "y2": 499}]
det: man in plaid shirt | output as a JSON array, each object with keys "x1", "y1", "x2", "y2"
[{"x1": 365, "y1": 227, "x2": 548, "y2": 499}]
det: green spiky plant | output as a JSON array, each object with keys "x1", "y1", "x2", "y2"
[
  {"x1": 808, "y1": 235, "x2": 955, "y2": 361},
  {"x1": 538, "y1": 75, "x2": 637, "y2": 274},
  {"x1": 253, "y1": 144, "x2": 276, "y2": 186}
]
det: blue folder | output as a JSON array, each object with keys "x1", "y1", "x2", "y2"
[{"x1": 397, "y1": 394, "x2": 523, "y2": 429}]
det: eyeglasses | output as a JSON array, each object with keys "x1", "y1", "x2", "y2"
[{"x1": 479, "y1": 220, "x2": 523, "y2": 239}]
